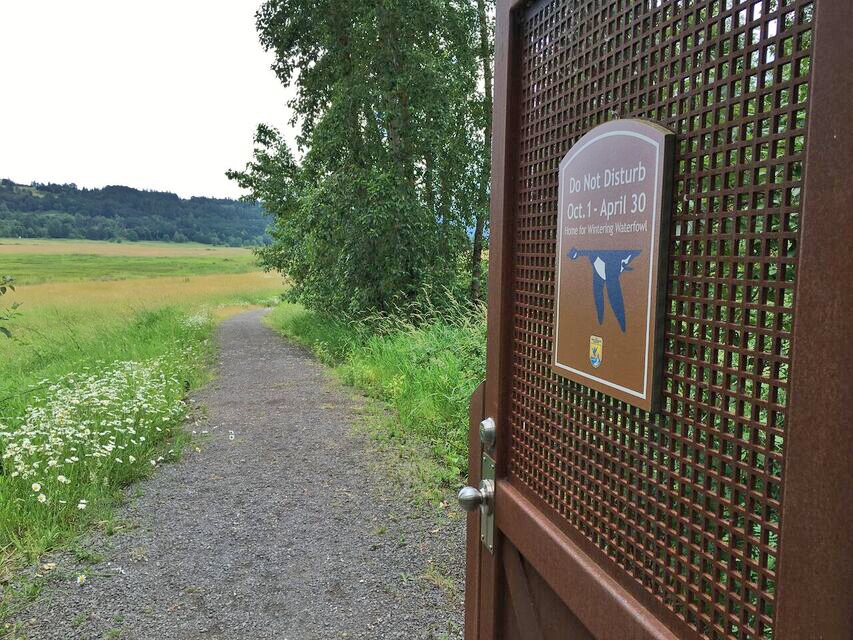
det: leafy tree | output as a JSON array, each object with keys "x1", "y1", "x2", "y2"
[{"x1": 231, "y1": 0, "x2": 492, "y2": 316}]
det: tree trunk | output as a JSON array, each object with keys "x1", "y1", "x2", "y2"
[
  {"x1": 470, "y1": 0, "x2": 493, "y2": 304},
  {"x1": 377, "y1": 4, "x2": 415, "y2": 190},
  {"x1": 470, "y1": 214, "x2": 486, "y2": 302}
]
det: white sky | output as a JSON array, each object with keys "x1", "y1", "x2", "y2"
[{"x1": 0, "y1": 1, "x2": 298, "y2": 199}]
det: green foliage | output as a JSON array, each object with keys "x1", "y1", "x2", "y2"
[
  {"x1": 230, "y1": 0, "x2": 493, "y2": 317},
  {"x1": 266, "y1": 297, "x2": 486, "y2": 485},
  {"x1": 0, "y1": 179, "x2": 269, "y2": 247},
  {"x1": 0, "y1": 275, "x2": 20, "y2": 338}
]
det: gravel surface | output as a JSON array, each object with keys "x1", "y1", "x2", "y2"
[{"x1": 11, "y1": 309, "x2": 465, "y2": 639}]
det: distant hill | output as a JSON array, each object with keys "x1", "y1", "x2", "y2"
[{"x1": 0, "y1": 179, "x2": 269, "y2": 247}]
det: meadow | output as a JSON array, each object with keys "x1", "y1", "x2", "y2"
[
  {"x1": 0, "y1": 239, "x2": 283, "y2": 567},
  {"x1": 0, "y1": 240, "x2": 257, "y2": 285}
]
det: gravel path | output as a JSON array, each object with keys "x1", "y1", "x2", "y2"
[{"x1": 12, "y1": 309, "x2": 465, "y2": 639}]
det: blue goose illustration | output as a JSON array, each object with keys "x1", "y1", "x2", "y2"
[{"x1": 568, "y1": 247, "x2": 642, "y2": 332}]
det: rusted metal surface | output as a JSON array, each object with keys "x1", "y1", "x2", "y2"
[
  {"x1": 497, "y1": 481, "x2": 683, "y2": 640},
  {"x1": 502, "y1": 542, "x2": 544, "y2": 639},
  {"x1": 498, "y1": 0, "x2": 819, "y2": 638},
  {"x1": 480, "y1": 0, "x2": 525, "y2": 636},
  {"x1": 520, "y1": 549, "x2": 595, "y2": 640},
  {"x1": 774, "y1": 0, "x2": 853, "y2": 638}
]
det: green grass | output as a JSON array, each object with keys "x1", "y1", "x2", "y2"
[
  {"x1": 265, "y1": 300, "x2": 486, "y2": 497},
  {"x1": 0, "y1": 253, "x2": 257, "y2": 285}
]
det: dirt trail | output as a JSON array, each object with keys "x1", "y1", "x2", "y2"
[{"x1": 14, "y1": 309, "x2": 464, "y2": 639}]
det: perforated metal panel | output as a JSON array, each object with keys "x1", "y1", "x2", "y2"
[{"x1": 508, "y1": 1, "x2": 814, "y2": 638}]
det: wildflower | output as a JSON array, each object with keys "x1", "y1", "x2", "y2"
[
  {"x1": 77, "y1": 499, "x2": 88, "y2": 510},
  {"x1": 31, "y1": 482, "x2": 41, "y2": 492},
  {"x1": 77, "y1": 574, "x2": 86, "y2": 586},
  {"x1": 57, "y1": 475, "x2": 70, "y2": 484},
  {"x1": 128, "y1": 455, "x2": 136, "y2": 463},
  {"x1": 37, "y1": 493, "x2": 47, "y2": 503},
  {"x1": 149, "y1": 459, "x2": 157, "y2": 466}
]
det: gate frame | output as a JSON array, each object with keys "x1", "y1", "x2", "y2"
[
  {"x1": 774, "y1": 1, "x2": 853, "y2": 637},
  {"x1": 466, "y1": 0, "x2": 853, "y2": 638}
]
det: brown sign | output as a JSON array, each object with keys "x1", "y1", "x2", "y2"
[{"x1": 553, "y1": 119, "x2": 674, "y2": 411}]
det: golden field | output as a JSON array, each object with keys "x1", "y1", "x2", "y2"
[{"x1": 3, "y1": 271, "x2": 282, "y2": 310}]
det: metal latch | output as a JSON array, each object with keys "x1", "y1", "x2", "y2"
[{"x1": 457, "y1": 418, "x2": 497, "y2": 553}]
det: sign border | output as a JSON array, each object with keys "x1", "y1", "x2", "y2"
[{"x1": 552, "y1": 118, "x2": 675, "y2": 412}]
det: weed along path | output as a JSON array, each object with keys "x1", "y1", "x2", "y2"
[{"x1": 14, "y1": 310, "x2": 464, "y2": 639}]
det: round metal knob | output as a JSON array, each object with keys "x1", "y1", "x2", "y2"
[
  {"x1": 457, "y1": 486, "x2": 483, "y2": 512},
  {"x1": 479, "y1": 417, "x2": 497, "y2": 449},
  {"x1": 457, "y1": 479, "x2": 495, "y2": 515}
]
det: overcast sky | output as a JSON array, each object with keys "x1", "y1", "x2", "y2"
[{"x1": 0, "y1": 1, "x2": 298, "y2": 199}]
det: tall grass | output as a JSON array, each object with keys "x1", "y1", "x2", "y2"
[
  {"x1": 265, "y1": 297, "x2": 486, "y2": 487},
  {"x1": 0, "y1": 308, "x2": 225, "y2": 555}
]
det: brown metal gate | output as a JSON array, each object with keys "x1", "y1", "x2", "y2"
[{"x1": 463, "y1": 1, "x2": 852, "y2": 638}]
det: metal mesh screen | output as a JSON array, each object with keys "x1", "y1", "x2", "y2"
[{"x1": 508, "y1": 0, "x2": 814, "y2": 638}]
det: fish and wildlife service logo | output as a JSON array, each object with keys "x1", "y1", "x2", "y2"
[{"x1": 589, "y1": 335, "x2": 603, "y2": 368}]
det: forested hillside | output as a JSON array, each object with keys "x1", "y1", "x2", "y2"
[{"x1": 0, "y1": 179, "x2": 269, "y2": 246}]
